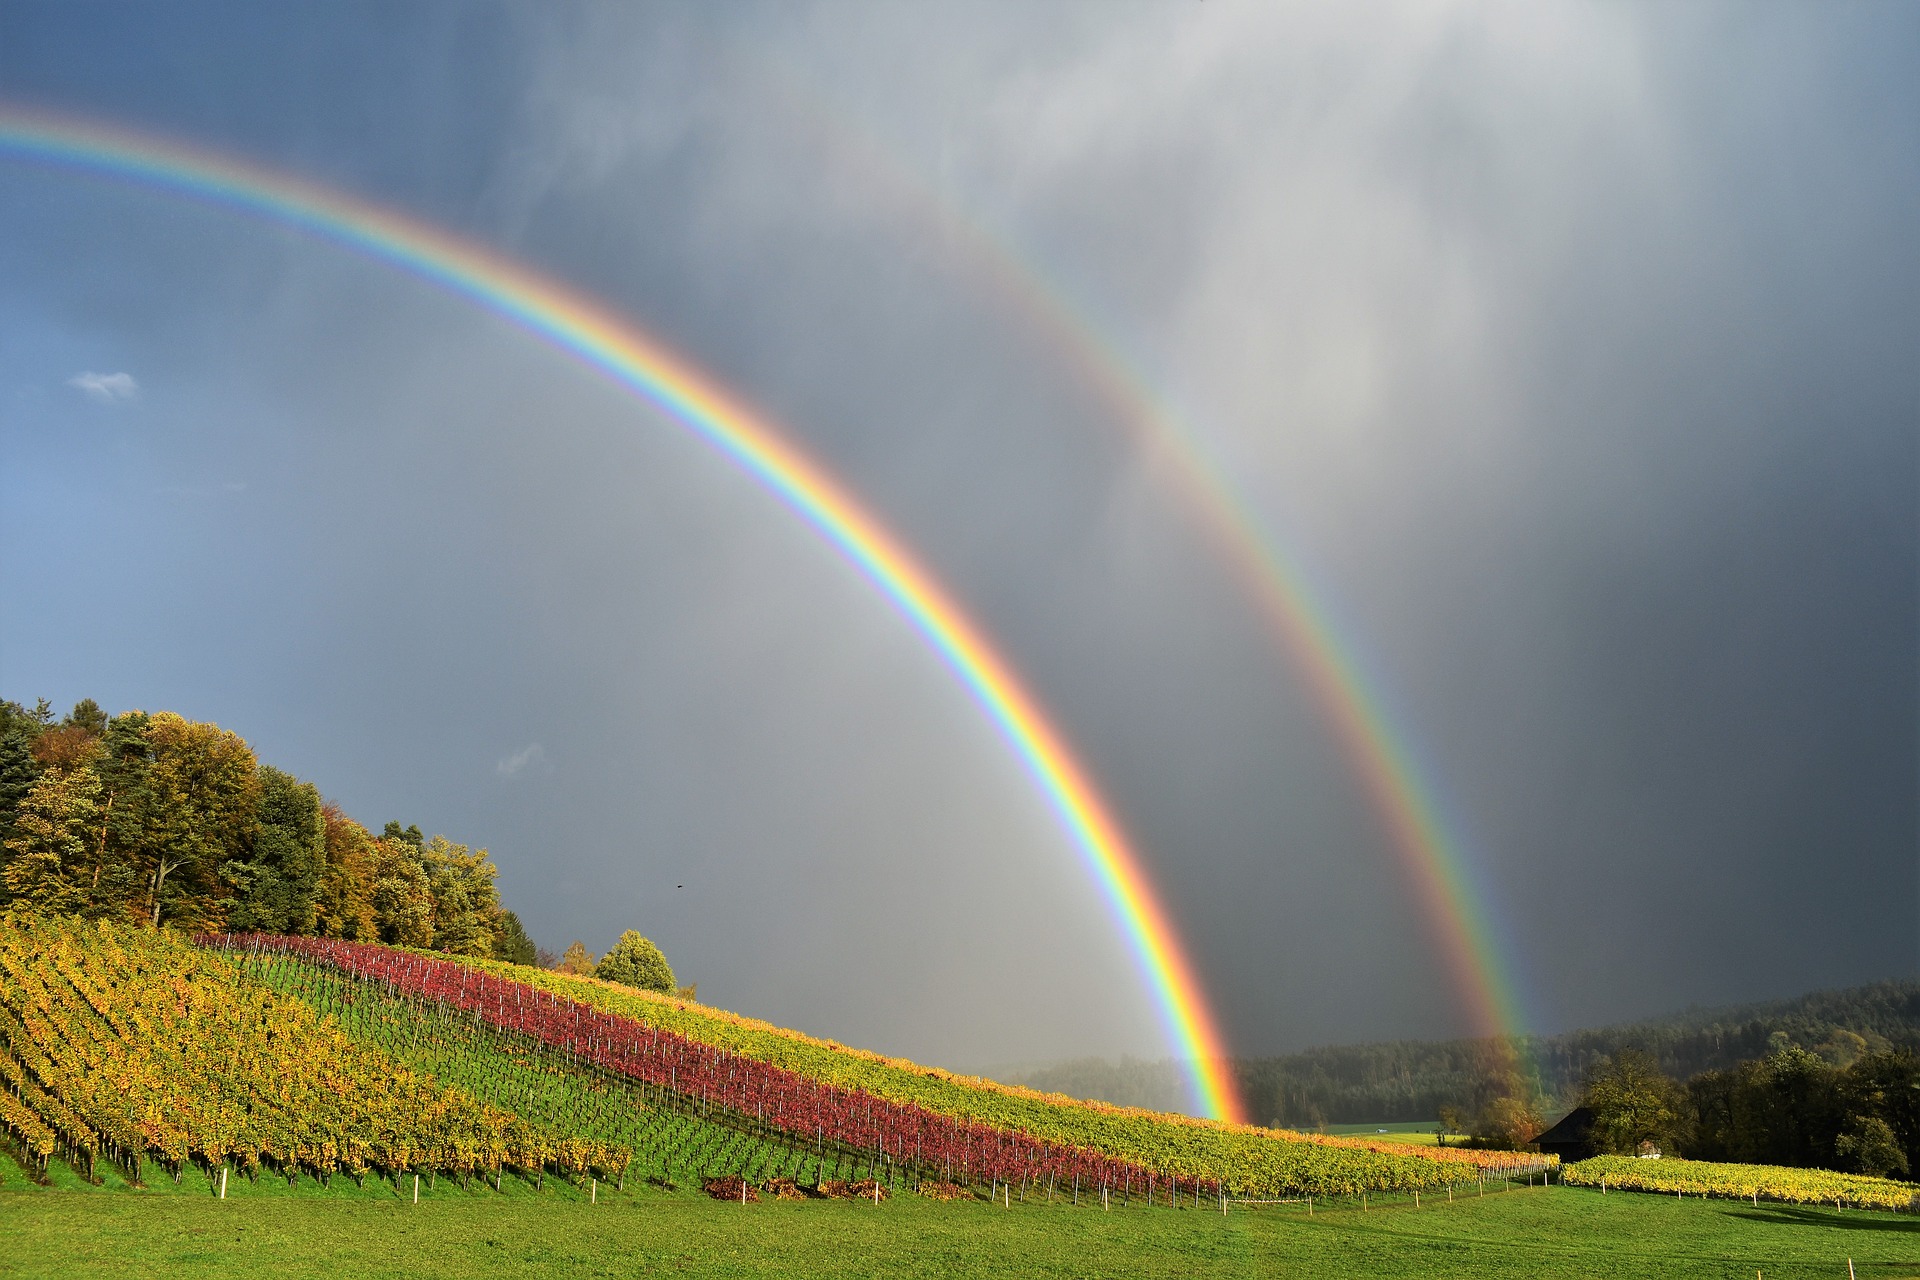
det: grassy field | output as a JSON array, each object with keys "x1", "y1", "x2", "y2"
[
  {"x1": 1323, "y1": 1122, "x2": 1445, "y2": 1146},
  {"x1": 6, "y1": 1150, "x2": 1916, "y2": 1279}
]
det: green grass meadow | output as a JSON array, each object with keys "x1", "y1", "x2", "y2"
[
  {"x1": 6, "y1": 1149, "x2": 1916, "y2": 1279},
  {"x1": 1321, "y1": 1121, "x2": 1447, "y2": 1146}
]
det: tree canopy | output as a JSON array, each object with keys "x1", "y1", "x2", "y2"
[
  {"x1": 0, "y1": 697, "x2": 532, "y2": 966},
  {"x1": 594, "y1": 930, "x2": 675, "y2": 994}
]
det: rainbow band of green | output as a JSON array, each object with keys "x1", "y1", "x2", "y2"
[
  {"x1": 776, "y1": 91, "x2": 1530, "y2": 1046},
  {"x1": 0, "y1": 104, "x2": 1248, "y2": 1123}
]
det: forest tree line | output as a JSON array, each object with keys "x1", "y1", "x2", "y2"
[
  {"x1": 1234, "y1": 980, "x2": 1920, "y2": 1130},
  {"x1": 1564, "y1": 1040, "x2": 1918, "y2": 1180},
  {"x1": 0, "y1": 697, "x2": 536, "y2": 965},
  {"x1": 1013, "y1": 979, "x2": 1920, "y2": 1171}
]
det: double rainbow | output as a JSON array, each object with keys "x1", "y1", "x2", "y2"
[
  {"x1": 0, "y1": 105, "x2": 1247, "y2": 1122},
  {"x1": 769, "y1": 83, "x2": 1531, "y2": 1048}
]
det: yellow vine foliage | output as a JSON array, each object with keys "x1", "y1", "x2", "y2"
[
  {"x1": 0, "y1": 913, "x2": 624, "y2": 1184},
  {"x1": 445, "y1": 953, "x2": 1554, "y2": 1195},
  {"x1": 1563, "y1": 1155, "x2": 1918, "y2": 1212}
]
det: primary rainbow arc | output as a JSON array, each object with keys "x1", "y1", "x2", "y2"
[{"x1": 0, "y1": 104, "x2": 1247, "y2": 1123}]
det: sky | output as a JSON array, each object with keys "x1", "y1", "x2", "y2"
[{"x1": 1, "y1": 2, "x2": 1915, "y2": 1080}]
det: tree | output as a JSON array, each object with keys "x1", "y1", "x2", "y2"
[
  {"x1": 62, "y1": 698, "x2": 108, "y2": 736},
  {"x1": 228, "y1": 766, "x2": 325, "y2": 934},
  {"x1": 315, "y1": 805, "x2": 378, "y2": 940},
  {"x1": 371, "y1": 837, "x2": 433, "y2": 948},
  {"x1": 1841, "y1": 1051, "x2": 1920, "y2": 1179},
  {"x1": 557, "y1": 941, "x2": 594, "y2": 975},
  {"x1": 137, "y1": 713, "x2": 259, "y2": 929},
  {"x1": 1, "y1": 763, "x2": 102, "y2": 913},
  {"x1": 0, "y1": 702, "x2": 43, "y2": 846},
  {"x1": 383, "y1": 821, "x2": 423, "y2": 849},
  {"x1": 1584, "y1": 1049, "x2": 1686, "y2": 1156},
  {"x1": 30, "y1": 724, "x2": 99, "y2": 772},
  {"x1": 1473, "y1": 1095, "x2": 1544, "y2": 1149},
  {"x1": 86, "y1": 711, "x2": 155, "y2": 919},
  {"x1": 594, "y1": 930, "x2": 675, "y2": 993},
  {"x1": 420, "y1": 835, "x2": 500, "y2": 957},
  {"x1": 1835, "y1": 1115, "x2": 1908, "y2": 1179},
  {"x1": 493, "y1": 909, "x2": 537, "y2": 966}
]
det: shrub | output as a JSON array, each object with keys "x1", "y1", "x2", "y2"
[{"x1": 593, "y1": 930, "x2": 675, "y2": 994}]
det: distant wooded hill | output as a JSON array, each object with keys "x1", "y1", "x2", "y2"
[{"x1": 1006, "y1": 980, "x2": 1920, "y2": 1126}]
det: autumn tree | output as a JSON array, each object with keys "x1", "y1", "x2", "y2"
[
  {"x1": 137, "y1": 713, "x2": 259, "y2": 929},
  {"x1": 594, "y1": 930, "x2": 675, "y2": 993},
  {"x1": 371, "y1": 837, "x2": 434, "y2": 948},
  {"x1": 1, "y1": 762, "x2": 102, "y2": 913},
  {"x1": 314, "y1": 804, "x2": 378, "y2": 940},
  {"x1": 31, "y1": 724, "x2": 101, "y2": 772},
  {"x1": 1473, "y1": 1095, "x2": 1545, "y2": 1149},
  {"x1": 421, "y1": 834, "x2": 500, "y2": 957},
  {"x1": 558, "y1": 941, "x2": 594, "y2": 975},
  {"x1": 0, "y1": 697, "x2": 537, "y2": 956}
]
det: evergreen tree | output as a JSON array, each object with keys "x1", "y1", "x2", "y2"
[
  {"x1": 62, "y1": 698, "x2": 108, "y2": 735},
  {"x1": 493, "y1": 909, "x2": 537, "y2": 966},
  {"x1": 229, "y1": 766, "x2": 324, "y2": 933},
  {"x1": 88, "y1": 712, "x2": 154, "y2": 919},
  {"x1": 0, "y1": 700, "x2": 44, "y2": 852},
  {"x1": 594, "y1": 929, "x2": 675, "y2": 993}
]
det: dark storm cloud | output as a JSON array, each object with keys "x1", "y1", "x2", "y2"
[{"x1": 1, "y1": 1, "x2": 1913, "y2": 1079}]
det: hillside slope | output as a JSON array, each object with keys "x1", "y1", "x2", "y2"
[
  {"x1": 0, "y1": 913, "x2": 625, "y2": 1185},
  {"x1": 213, "y1": 933, "x2": 1551, "y2": 1198}
]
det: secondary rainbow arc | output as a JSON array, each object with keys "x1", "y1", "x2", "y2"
[
  {"x1": 774, "y1": 85, "x2": 1531, "y2": 1048},
  {"x1": 0, "y1": 104, "x2": 1248, "y2": 1123}
]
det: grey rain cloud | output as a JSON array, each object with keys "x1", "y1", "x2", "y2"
[{"x1": 0, "y1": 1, "x2": 1913, "y2": 1087}]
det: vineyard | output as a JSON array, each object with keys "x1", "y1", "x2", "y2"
[
  {"x1": 1561, "y1": 1155, "x2": 1920, "y2": 1213},
  {"x1": 0, "y1": 914, "x2": 628, "y2": 1189},
  {"x1": 209, "y1": 932, "x2": 1545, "y2": 1200},
  {"x1": 231, "y1": 952, "x2": 886, "y2": 1192},
  {"x1": 438, "y1": 947, "x2": 1552, "y2": 1183},
  {"x1": 7, "y1": 908, "x2": 1920, "y2": 1261}
]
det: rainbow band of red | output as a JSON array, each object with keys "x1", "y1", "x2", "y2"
[{"x1": 1, "y1": 104, "x2": 1246, "y2": 1123}]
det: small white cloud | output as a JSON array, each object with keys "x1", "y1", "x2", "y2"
[
  {"x1": 496, "y1": 743, "x2": 547, "y2": 778},
  {"x1": 68, "y1": 371, "x2": 139, "y2": 404}
]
